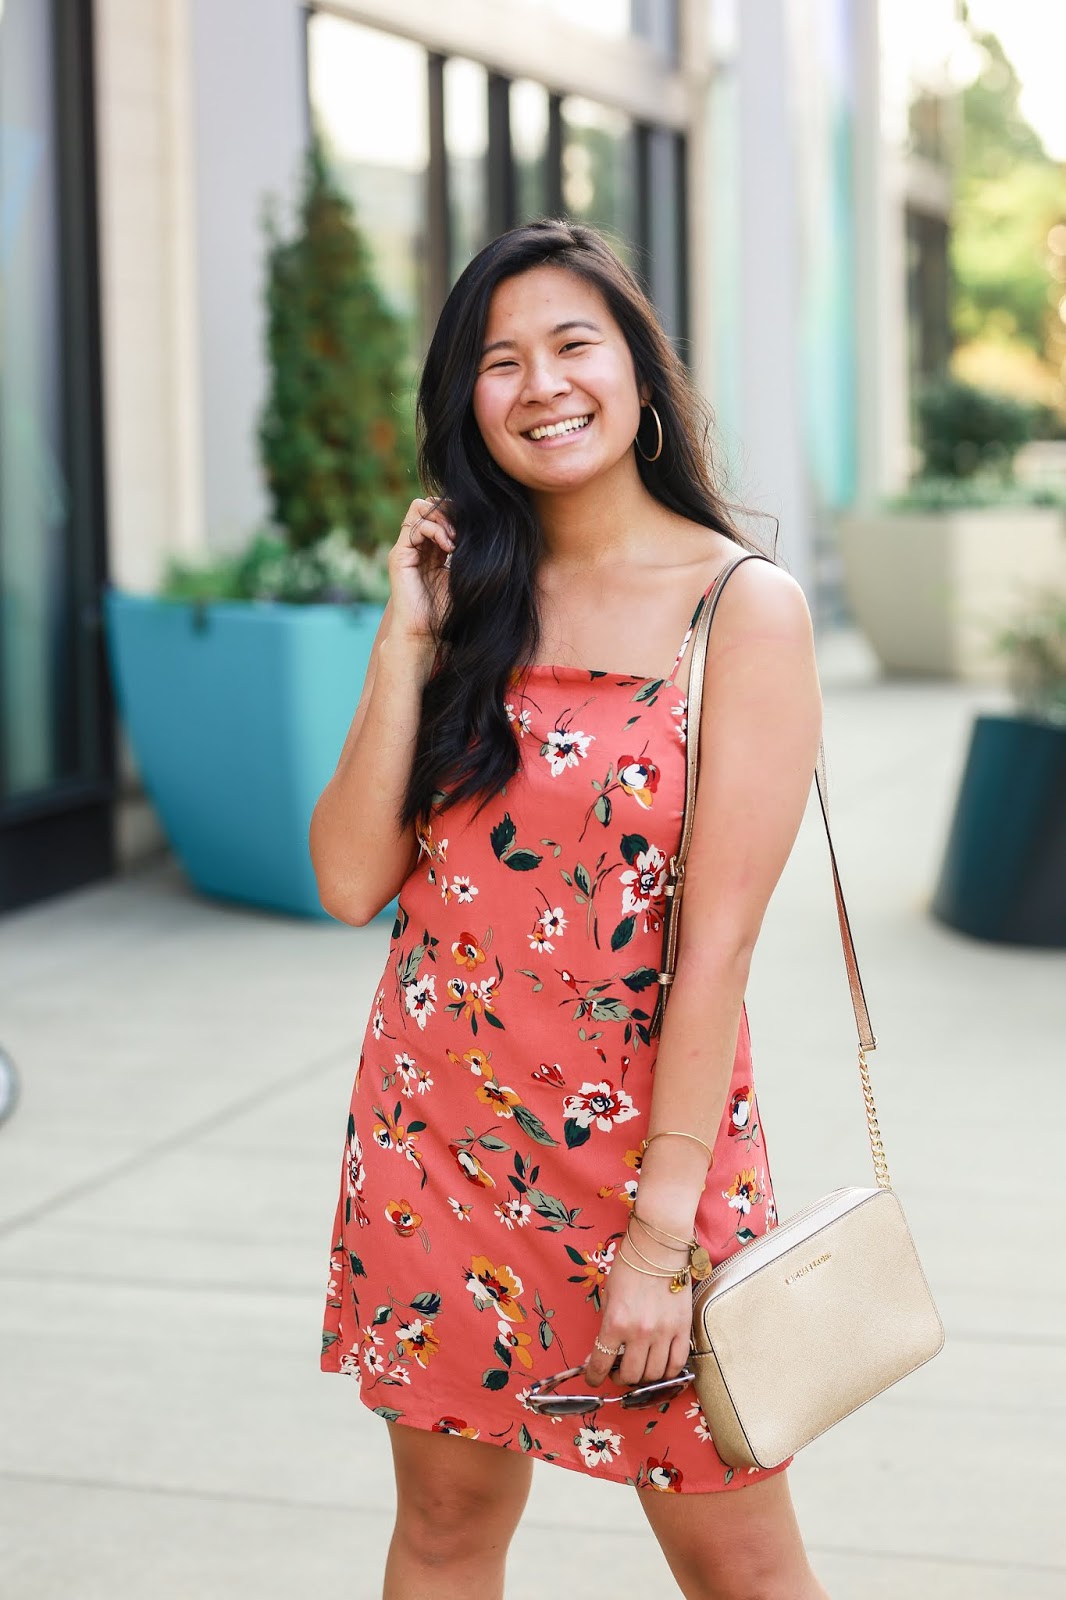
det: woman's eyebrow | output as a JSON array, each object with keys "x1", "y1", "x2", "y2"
[{"x1": 480, "y1": 319, "x2": 603, "y2": 357}]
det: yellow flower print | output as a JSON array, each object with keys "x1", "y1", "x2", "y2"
[
  {"x1": 451, "y1": 931, "x2": 487, "y2": 971},
  {"x1": 464, "y1": 1254, "x2": 526, "y2": 1321},
  {"x1": 616, "y1": 755, "x2": 660, "y2": 809},
  {"x1": 395, "y1": 1317, "x2": 440, "y2": 1368},
  {"x1": 723, "y1": 1168, "x2": 762, "y2": 1215},
  {"x1": 445, "y1": 1046, "x2": 493, "y2": 1078},
  {"x1": 496, "y1": 1319, "x2": 534, "y2": 1369},
  {"x1": 476, "y1": 1080, "x2": 523, "y2": 1117},
  {"x1": 383, "y1": 1199, "x2": 422, "y2": 1237}
]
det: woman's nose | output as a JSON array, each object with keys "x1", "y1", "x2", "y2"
[{"x1": 520, "y1": 359, "x2": 570, "y2": 406}]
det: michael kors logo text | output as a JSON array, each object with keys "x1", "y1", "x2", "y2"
[{"x1": 785, "y1": 1251, "x2": 831, "y2": 1286}]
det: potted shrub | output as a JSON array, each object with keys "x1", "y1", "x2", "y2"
[
  {"x1": 932, "y1": 589, "x2": 1066, "y2": 946},
  {"x1": 105, "y1": 144, "x2": 415, "y2": 917},
  {"x1": 836, "y1": 379, "x2": 1066, "y2": 680}
]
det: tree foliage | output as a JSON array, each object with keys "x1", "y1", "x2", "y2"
[
  {"x1": 952, "y1": 25, "x2": 1066, "y2": 402},
  {"x1": 258, "y1": 141, "x2": 417, "y2": 552}
]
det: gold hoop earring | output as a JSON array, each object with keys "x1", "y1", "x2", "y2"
[{"x1": 636, "y1": 403, "x2": 663, "y2": 464}]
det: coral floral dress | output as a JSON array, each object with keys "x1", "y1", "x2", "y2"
[{"x1": 320, "y1": 574, "x2": 788, "y2": 1493}]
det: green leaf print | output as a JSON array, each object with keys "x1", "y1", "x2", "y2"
[
  {"x1": 593, "y1": 793, "x2": 611, "y2": 827},
  {"x1": 512, "y1": 1103, "x2": 559, "y2": 1147},
  {"x1": 611, "y1": 915, "x2": 636, "y2": 951},
  {"x1": 633, "y1": 678, "x2": 664, "y2": 703},
  {"x1": 348, "y1": 1252, "x2": 367, "y2": 1278},
  {"x1": 563, "y1": 1118, "x2": 591, "y2": 1150},
  {"x1": 493, "y1": 1337, "x2": 514, "y2": 1367},
  {"x1": 564, "y1": 1245, "x2": 586, "y2": 1266},
  {"x1": 518, "y1": 1424, "x2": 535, "y2": 1453},
  {"x1": 478, "y1": 1132, "x2": 510, "y2": 1152},
  {"x1": 321, "y1": 1331, "x2": 339, "y2": 1354},
  {"x1": 619, "y1": 833, "x2": 650, "y2": 864},
  {"x1": 391, "y1": 903, "x2": 409, "y2": 940},
  {"x1": 503, "y1": 849, "x2": 542, "y2": 872},
  {"x1": 524, "y1": 1188, "x2": 573, "y2": 1229},
  {"x1": 490, "y1": 815, "x2": 517, "y2": 857},
  {"x1": 620, "y1": 967, "x2": 658, "y2": 992},
  {"x1": 590, "y1": 996, "x2": 631, "y2": 1022},
  {"x1": 482, "y1": 1367, "x2": 510, "y2": 1391},
  {"x1": 409, "y1": 1291, "x2": 442, "y2": 1315},
  {"x1": 574, "y1": 863, "x2": 592, "y2": 895},
  {"x1": 482, "y1": 1010, "x2": 505, "y2": 1029},
  {"x1": 372, "y1": 1305, "x2": 393, "y2": 1325},
  {"x1": 490, "y1": 812, "x2": 543, "y2": 871},
  {"x1": 538, "y1": 1319, "x2": 554, "y2": 1349},
  {"x1": 373, "y1": 1406, "x2": 404, "y2": 1422}
]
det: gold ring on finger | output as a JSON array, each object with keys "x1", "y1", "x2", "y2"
[{"x1": 593, "y1": 1337, "x2": 620, "y2": 1357}]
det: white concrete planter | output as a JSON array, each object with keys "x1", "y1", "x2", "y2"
[{"x1": 835, "y1": 506, "x2": 1066, "y2": 681}]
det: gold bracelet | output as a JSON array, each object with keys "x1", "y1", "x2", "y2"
[
  {"x1": 624, "y1": 1229, "x2": 686, "y2": 1273},
  {"x1": 631, "y1": 1212, "x2": 713, "y2": 1283},
  {"x1": 617, "y1": 1246, "x2": 690, "y2": 1294},
  {"x1": 641, "y1": 1130, "x2": 715, "y2": 1167}
]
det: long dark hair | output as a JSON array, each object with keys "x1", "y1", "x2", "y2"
[{"x1": 400, "y1": 219, "x2": 757, "y2": 831}]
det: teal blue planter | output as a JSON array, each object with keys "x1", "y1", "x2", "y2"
[{"x1": 105, "y1": 593, "x2": 389, "y2": 919}]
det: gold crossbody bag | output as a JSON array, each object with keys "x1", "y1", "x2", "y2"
[{"x1": 650, "y1": 554, "x2": 945, "y2": 1471}]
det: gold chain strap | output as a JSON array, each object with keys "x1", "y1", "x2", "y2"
[{"x1": 859, "y1": 1046, "x2": 891, "y2": 1190}]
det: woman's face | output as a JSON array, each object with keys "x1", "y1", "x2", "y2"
[{"x1": 471, "y1": 265, "x2": 644, "y2": 494}]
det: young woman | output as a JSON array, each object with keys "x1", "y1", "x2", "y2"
[{"x1": 312, "y1": 221, "x2": 826, "y2": 1600}]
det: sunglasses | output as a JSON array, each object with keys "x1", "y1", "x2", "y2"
[{"x1": 525, "y1": 1363, "x2": 695, "y2": 1418}]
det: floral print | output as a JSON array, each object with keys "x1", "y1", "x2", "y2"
[{"x1": 321, "y1": 575, "x2": 788, "y2": 1491}]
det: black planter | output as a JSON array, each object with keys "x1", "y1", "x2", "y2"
[{"x1": 932, "y1": 713, "x2": 1066, "y2": 947}]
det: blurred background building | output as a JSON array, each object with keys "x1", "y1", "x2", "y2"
[{"x1": 2, "y1": 0, "x2": 1061, "y2": 913}]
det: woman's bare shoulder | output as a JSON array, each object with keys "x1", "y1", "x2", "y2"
[{"x1": 709, "y1": 551, "x2": 813, "y2": 644}]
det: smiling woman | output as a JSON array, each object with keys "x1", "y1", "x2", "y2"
[{"x1": 311, "y1": 221, "x2": 826, "y2": 1600}]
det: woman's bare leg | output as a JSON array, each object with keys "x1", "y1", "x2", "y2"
[
  {"x1": 383, "y1": 1423, "x2": 534, "y2": 1600},
  {"x1": 638, "y1": 1470, "x2": 829, "y2": 1600}
]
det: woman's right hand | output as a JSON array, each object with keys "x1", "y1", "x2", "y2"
[{"x1": 387, "y1": 498, "x2": 457, "y2": 641}]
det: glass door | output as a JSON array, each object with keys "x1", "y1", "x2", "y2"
[{"x1": 0, "y1": 0, "x2": 113, "y2": 911}]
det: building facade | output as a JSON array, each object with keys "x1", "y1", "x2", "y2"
[{"x1": 0, "y1": 0, "x2": 955, "y2": 910}]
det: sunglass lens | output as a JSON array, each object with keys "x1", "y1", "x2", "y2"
[
  {"x1": 535, "y1": 1395, "x2": 593, "y2": 1417},
  {"x1": 621, "y1": 1375, "x2": 692, "y2": 1410}
]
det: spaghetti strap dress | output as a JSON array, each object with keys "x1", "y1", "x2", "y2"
[{"x1": 320, "y1": 571, "x2": 789, "y2": 1493}]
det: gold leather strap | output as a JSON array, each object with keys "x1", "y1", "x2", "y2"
[{"x1": 648, "y1": 553, "x2": 890, "y2": 1190}]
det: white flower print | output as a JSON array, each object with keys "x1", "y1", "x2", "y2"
[
  {"x1": 528, "y1": 926, "x2": 554, "y2": 954},
  {"x1": 671, "y1": 697, "x2": 688, "y2": 744},
  {"x1": 338, "y1": 1351, "x2": 363, "y2": 1381},
  {"x1": 388, "y1": 1364, "x2": 413, "y2": 1385},
  {"x1": 575, "y1": 1425, "x2": 623, "y2": 1469},
  {"x1": 562, "y1": 1080, "x2": 638, "y2": 1133},
  {"x1": 539, "y1": 906, "x2": 567, "y2": 938},
  {"x1": 685, "y1": 1400, "x2": 714, "y2": 1444},
  {"x1": 345, "y1": 1127, "x2": 365, "y2": 1198},
  {"x1": 416, "y1": 1067, "x2": 434, "y2": 1095},
  {"x1": 450, "y1": 875, "x2": 479, "y2": 904},
  {"x1": 542, "y1": 727, "x2": 594, "y2": 777},
  {"x1": 394, "y1": 1052, "x2": 418, "y2": 1096},
  {"x1": 505, "y1": 702, "x2": 532, "y2": 737},
  {"x1": 494, "y1": 1197, "x2": 532, "y2": 1230},
  {"x1": 448, "y1": 1197, "x2": 473, "y2": 1222},
  {"x1": 363, "y1": 1346, "x2": 387, "y2": 1376},
  {"x1": 620, "y1": 845, "x2": 667, "y2": 916},
  {"x1": 371, "y1": 987, "x2": 386, "y2": 1040},
  {"x1": 403, "y1": 973, "x2": 436, "y2": 1030}
]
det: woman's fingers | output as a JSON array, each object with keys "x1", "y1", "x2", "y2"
[
  {"x1": 584, "y1": 1330, "x2": 624, "y2": 1388},
  {"x1": 666, "y1": 1331, "x2": 692, "y2": 1380},
  {"x1": 400, "y1": 498, "x2": 455, "y2": 552}
]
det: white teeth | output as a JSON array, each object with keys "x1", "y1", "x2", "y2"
[{"x1": 527, "y1": 415, "x2": 591, "y2": 441}]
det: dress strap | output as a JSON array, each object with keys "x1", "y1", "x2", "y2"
[{"x1": 667, "y1": 577, "x2": 724, "y2": 684}]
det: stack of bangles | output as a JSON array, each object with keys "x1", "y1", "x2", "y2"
[{"x1": 618, "y1": 1131, "x2": 715, "y2": 1294}]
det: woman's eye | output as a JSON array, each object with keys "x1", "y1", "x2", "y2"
[{"x1": 561, "y1": 341, "x2": 587, "y2": 353}]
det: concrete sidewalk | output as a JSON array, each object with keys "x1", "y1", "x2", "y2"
[{"x1": 1, "y1": 646, "x2": 1064, "y2": 1599}]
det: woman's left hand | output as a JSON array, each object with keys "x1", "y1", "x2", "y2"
[{"x1": 583, "y1": 1249, "x2": 692, "y2": 1388}]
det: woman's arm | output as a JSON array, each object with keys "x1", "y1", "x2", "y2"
[
  {"x1": 309, "y1": 499, "x2": 456, "y2": 925},
  {"x1": 586, "y1": 558, "x2": 823, "y2": 1386}
]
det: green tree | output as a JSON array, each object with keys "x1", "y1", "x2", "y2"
[
  {"x1": 952, "y1": 23, "x2": 1066, "y2": 400},
  {"x1": 258, "y1": 141, "x2": 417, "y2": 553}
]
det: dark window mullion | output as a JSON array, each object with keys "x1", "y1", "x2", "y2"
[
  {"x1": 487, "y1": 72, "x2": 514, "y2": 235},
  {"x1": 426, "y1": 53, "x2": 449, "y2": 324},
  {"x1": 547, "y1": 94, "x2": 564, "y2": 216}
]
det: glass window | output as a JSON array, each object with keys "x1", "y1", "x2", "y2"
[
  {"x1": 0, "y1": 0, "x2": 81, "y2": 800},
  {"x1": 561, "y1": 97, "x2": 638, "y2": 263},
  {"x1": 444, "y1": 58, "x2": 490, "y2": 282},
  {"x1": 645, "y1": 127, "x2": 686, "y2": 345},
  {"x1": 511, "y1": 79, "x2": 551, "y2": 223},
  {"x1": 307, "y1": 15, "x2": 428, "y2": 353}
]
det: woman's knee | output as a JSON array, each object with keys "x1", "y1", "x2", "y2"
[{"x1": 390, "y1": 1428, "x2": 532, "y2": 1568}]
